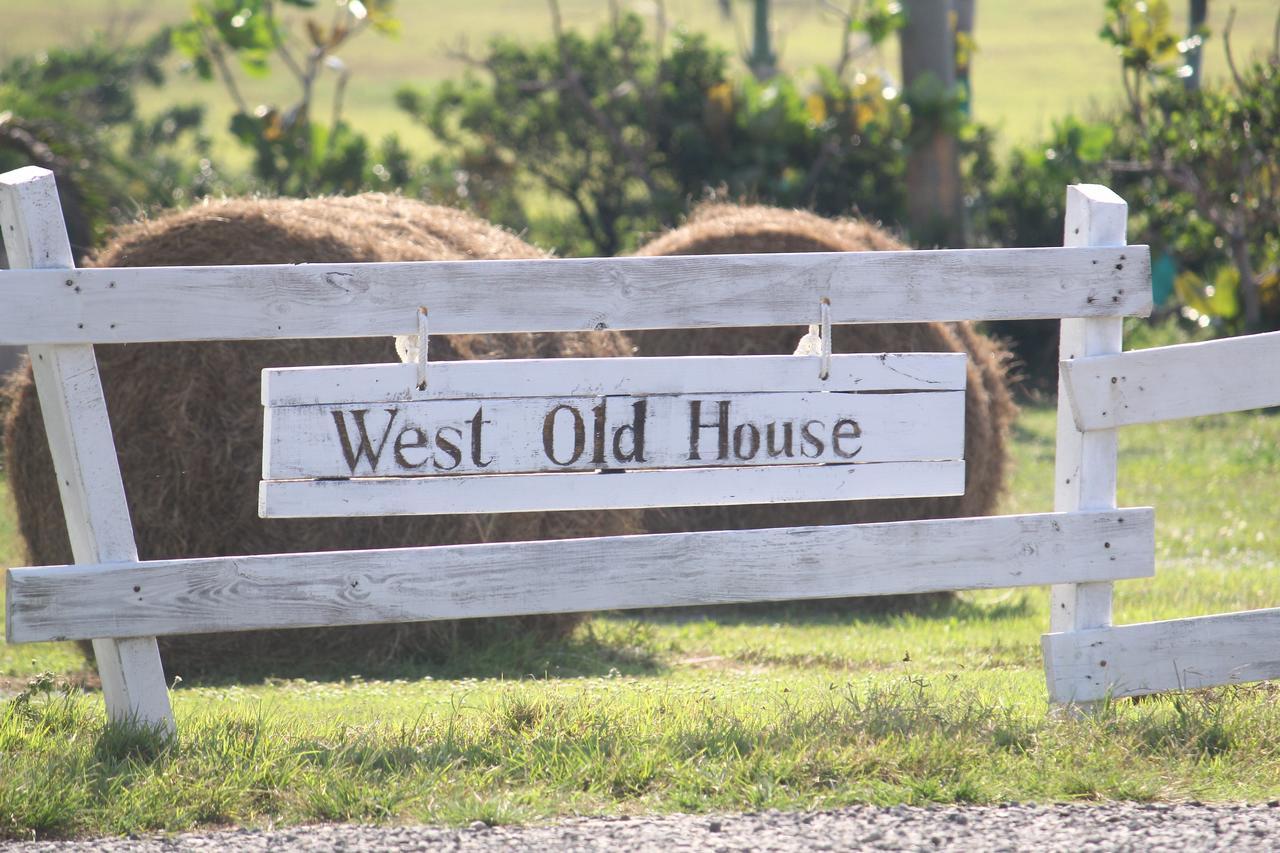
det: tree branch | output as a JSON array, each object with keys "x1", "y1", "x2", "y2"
[
  {"x1": 198, "y1": 26, "x2": 249, "y2": 114},
  {"x1": 263, "y1": 0, "x2": 309, "y2": 88},
  {"x1": 799, "y1": 138, "x2": 840, "y2": 204},
  {"x1": 1272, "y1": 9, "x2": 1279, "y2": 63},
  {"x1": 1120, "y1": 67, "x2": 1146, "y2": 132},
  {"x1": 527, "y1": 158, "x2": 609, "y2": 251},
  {"x1": 1222, "y1": 8, "x2": 1249, "y2": 92},
  {"x1": 545, "y1": 0, "x2": 661, "y2": 197},
  {"x1": 654, "y1": 0, "x2": 668, "y2": 61}
]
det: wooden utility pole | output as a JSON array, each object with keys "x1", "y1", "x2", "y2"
[
  {"x1": 1184, "y1": 0, "x2": 1207, "y2": 90},
  {"x1": 748, "y1": 0, "x2": 777, "y2": 79},
  {"x1": 954, "y1": 0, "x2": 976, "y2": 115},
  {"x1": 899, "y1": 0, "x2": 964, "y2": 247}
]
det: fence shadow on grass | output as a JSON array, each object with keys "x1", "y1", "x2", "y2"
[
  {"x1": 140, "y1": 595, "x2": 1035, "y2": 688},
  {"x1": 168, "y1": 619, "x2": 669, "y2": 689},
  {"x1": 629, "y1": 591, "x2": 1035, "y2": 629}
]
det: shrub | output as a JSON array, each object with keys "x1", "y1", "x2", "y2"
[
  {"x1": 1043, "y1": 1, "x2": 1278, "y2": 335},
  {"x1": 172, "y1": 0, "x2": 432, "y2": 198},
  {"x1": 970, "y1": 2, "x2": 1280, "y2": 390},
  {"x1": 0, "y1": 33, "x2": 218, "y2": 261},
  {"x1": 396, "y1": 11, "x2": 932, "y2": 256}
]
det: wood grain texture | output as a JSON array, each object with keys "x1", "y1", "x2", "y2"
[
  {"x1": 265, "y1": 390, "x2": 965, "y2": 479},
  {"x1": 0, "y1": 166, "x2": 174, "y2": 731},
  {"x1": 1043, "y1": 606, "x2": 1280, "y2": 703},
  {"x1": 0, "y1": 246, "x2": 1152, "y2": 344},
  {"x1": 1063, "y1": 330, "x2": 1280, "y2": 430},
  {"x1": 8, "y1": 508, "x2": 1155, "y2": 643},
  {"x1": 259, "y1": 460, "x2": 967, "y2": 517},
  {"x1": 262, "y1": 353, "x2": 968, "y2": 407},
  {"x1": 1050, "y1": 185, "x2": 1128, "y2": 638}
]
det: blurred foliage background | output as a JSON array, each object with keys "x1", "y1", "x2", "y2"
[{"x1": 0, "y1": 0, "x2": 1277, "y2": 389}]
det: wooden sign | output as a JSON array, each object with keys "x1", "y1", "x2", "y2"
[{"x1": 260, "y1": 353, "x2": 967, "y2": 517}]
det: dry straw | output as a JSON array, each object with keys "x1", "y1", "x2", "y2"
[
  {"x1": 2, "y1": 194, "x2": 637, "y2": 677},
  {"x1": 630, "y1": 203, "x2": 1017, "y2": 541}
]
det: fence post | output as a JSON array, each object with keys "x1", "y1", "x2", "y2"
[
  {"x1": 1050, "y1": 185, "x2": 1127, "y2": 643},
  {"x1": 0, "y1": 167, "x2": 174, "y2": 733}
]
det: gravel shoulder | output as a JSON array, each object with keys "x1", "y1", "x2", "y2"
[{"x1": 6, "y1": 803, "x2": 1280, "y2": 851}]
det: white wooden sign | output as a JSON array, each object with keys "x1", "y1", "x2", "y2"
[{"x1": 260, "y1": 353, "x2": 967, "y2": 516}]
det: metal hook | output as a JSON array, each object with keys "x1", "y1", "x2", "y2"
[
  {"x1": 819, "y1": 297, "x2": 831, "y2": 381},
  {"x1": 797, "y1": 297, "x2": 833, "y2": 380},
  {"x1": 416, "y1": 306, "x2": 429, "y2": 391}
]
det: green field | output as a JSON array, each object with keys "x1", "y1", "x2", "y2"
[
  {"x1": 4, "y1": 384, "x2": 1280, "y2": 836},
  {"x1": 3, "y1": 0, "x2": 1278, "y2": 152}
]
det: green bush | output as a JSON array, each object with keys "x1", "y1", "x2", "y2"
[
  {"x1": 172, "y1": 0, "x2": 431, "y2": 198},
  {"x1": 396, "y1": 11, "x2": 931, "y2": 256},
  {"x1": 0, "y1": 33, "x2": 218, "y2": 260},
  {"x1": 975, "y1": 116, "x2": 1115, "y2": 251},
  {"x1": 1114, "y1": 49, "x2": 1280, "y2": 333},
  {"x1": 970, "y1": 2, "x2": 1280, "y2": 390}
]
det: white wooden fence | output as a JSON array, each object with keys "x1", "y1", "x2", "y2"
[{"x1": 0, "y1": 164, "x2": 1271, "y2": 735}]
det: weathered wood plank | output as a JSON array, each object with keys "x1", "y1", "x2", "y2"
[
  {"x1": 1062, "y1": 330, "x2": 1280, "y2": 430},
  {"x1": 259, "y1": 460, "x2": 967, "y2": 517},
  {"x1": 265, "y1": 389, "x2": 965, "y2": 480},
  {"x1": 262, "y1": 353, "x2": 968, "y2": 407},
  {"x1": 0, "y1": 166, "x2": 174, "y2": 731},
  {"x1": 0, "y1": 246, "x2": 1151, "y2": 344},
  {"x1": 1043, "y1": 606, "x2": 1280, "y2": 703},
  {"x1": 1050, "y1": 185, "x2": 1128, "y2": 639},
  {"x1": 7, "y1": 508, "x2": 1155, "y2": 643}
]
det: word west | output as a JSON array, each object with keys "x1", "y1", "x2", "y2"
[{"x1": 325, "y1": 396, "x2": 866, "y2": 476}]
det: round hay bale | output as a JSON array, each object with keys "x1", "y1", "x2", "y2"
[
  {"x1": 630, "y1": 203, "x2": 1016, "y2": 537},
  {"x1": 2, "y1": 194, "x2": 637, "y2": 678}
]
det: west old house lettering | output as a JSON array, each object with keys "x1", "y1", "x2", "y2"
[{"x1": 328, "y1": 398, "x2": 866, "y2": 475}]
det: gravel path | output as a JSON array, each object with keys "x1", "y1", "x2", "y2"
[{"x1": 6, "y1": 803, "x2": 1280, "y2": 851}]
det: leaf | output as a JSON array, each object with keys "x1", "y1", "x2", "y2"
[
  {"x1": 706, "y1": 81, "x2": 734, "y2": 116},
  {"x1": 170, "y1": 25, "x2": 205, "y2": 61},
  {"x1": 805, "y1": 93, "x2": 827, "y2": 125},
  {"x1": 369, "y1": 14, "x2": 400, "y2": 36},
  {"x1": 855, "y1": 0, "x2": 906, "y2": 46},
  {"x1": 1174, "y1": 267, "x2": 1240, "y2": 321},
  {"x1": 229, "y1": 111, "x2": 261, "y2": 143},
  {"x1": 1206, "y1": 265, "x2": 1241, "y2": 318},
  {"x1": 238, "y1": 49, "x2": 271, "y2": 78},
  {"x1": 192, "y1": 54, "x2": 214, "y2": 82},
  {"x1": 1173, "y1": 270, "x2": 1212, "y2": 316},
  {"x1": 955, "y1": 31, "x2": 978, "y2": 69},
  {"x1": 1103, "y1": 0, "x2": 1182, "y2": 76},
  {"x1": 262, "y1": 109, "x2": 285, "y2": 142},
  {"x1": 1074, "y1": 122, "x2": 1115, "y2": 163},
  {"x1": 306, "y1": 20, "x2": 325, "y2": 48}
]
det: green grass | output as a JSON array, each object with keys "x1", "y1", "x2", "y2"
[
  {"x1": 3, "y1": 399, "x2": 1280, "y2": 837},
  {"x1": 0, "y1": 477, "x2": 84, "y2": 681},
  {"x1": 4, "y1": 0, "x2": 1278, "y2": 151}
]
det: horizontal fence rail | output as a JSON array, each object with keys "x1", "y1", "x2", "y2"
[
  {"x1": 8, "y1": 509, "x2": 1154, "y2": 643},
  {"x1": 262, "y1": 353, "x2": 968, "y2": 406},
  {"x1": 0, "y1": 246, "x2": 1151, "y2": 344},
  {"x1": 259, "y1": 461, "x2": 968, "y2": 517},
  {"x1": 1043, "y1": 605, "x2": 1280, "y2": 703},
  {"x1": 1062, "y1": 330, "x2": 1280, "y2": 430}
]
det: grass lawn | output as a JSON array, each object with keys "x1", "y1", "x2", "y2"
[
  {"x1": 3, "y1": 382, "x2": 1280, "y2": 837},
  {"x1": 3, "y1": 0, "x2": 1278, "y2": 153}
]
